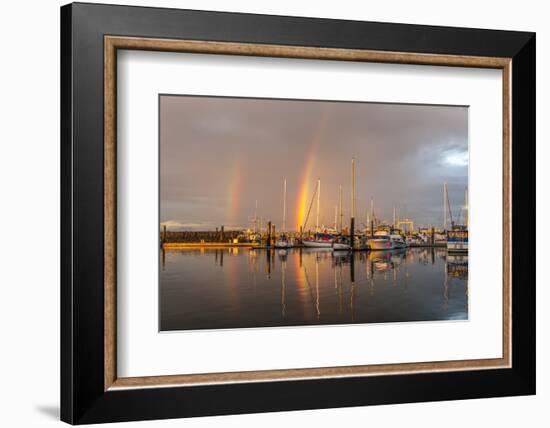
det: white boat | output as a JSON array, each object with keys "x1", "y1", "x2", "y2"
[
  {"x1": 303, "y1": 240, "x2": 334, "y2": 248},
  {"x1": 303, "y1": 241, "x2": 334, "y2": 248},
  {"x1": 332, "y1": 238, "x2": 352, "y2": 251},
  {"x1": 302, "y1": 233, "x2": 334, "y2": 248},
  {"x1": 274, "y1": 236, "x2": 292, "y2": 248},
  {"x1": 390, "y1": 234, "x2": 408, "y2": 249},
  {"x1": 368, "y1": 231, "x2": 394, "y2": 250},
  {"x1": 332, "y1": 243, "x2": 351, "y2": 250}
]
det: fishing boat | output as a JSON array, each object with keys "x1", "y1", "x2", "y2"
[
  {"x1": 447, "y1": 228, "x2": 468, "y2": 253},
  {"x1": 302, "y1": 233, "x2": 334, "y2": 248},
  {"x1": 445, "y1": 185, "x2": 468, "y2": 253},
  {"x1": 368, "y1": 230, "x2": 395, "y2": 250},
  {"x1": 390, "y1": 234, "x2": 408, "y2": 249},
  {"x1": 406, "y1": 234, "x2": 425, "y2": 245}
]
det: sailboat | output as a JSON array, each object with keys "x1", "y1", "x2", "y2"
[
  {"x1": 275, "y1": 178, "x2": 292, "y2": 248},
  {"x1": 302, "y1": 179, "x2": 334, "y2": 248},
  {"x1": 333, "y1": 237, "x2": 352, "y2": 251},
  {"x1": 333, "y1": 165, "x2": 354, "y2": 251}
]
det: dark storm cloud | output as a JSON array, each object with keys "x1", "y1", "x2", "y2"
[{"x1": 160, "y1": 95, "x2": 468, "y2": 231}]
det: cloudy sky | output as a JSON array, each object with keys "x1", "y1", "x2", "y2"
[{"x1": 160, "y1": 95, "x2": 468, "y2": 231}]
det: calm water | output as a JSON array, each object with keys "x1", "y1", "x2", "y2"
[{"x1": 160, "y1": 247, "x2": 468, "y2": 331}]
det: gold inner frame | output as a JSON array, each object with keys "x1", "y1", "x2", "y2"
[{"x1": 104, "y1": 35, "x2": 512, "y2": 391}]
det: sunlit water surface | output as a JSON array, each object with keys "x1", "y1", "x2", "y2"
[{"x1": 160, "y1": 247, "x2": 468, "y2": 331}]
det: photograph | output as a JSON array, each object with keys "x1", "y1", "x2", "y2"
[
  {"x1": 56, "y1": 2, "x2": 537, "y2": 424},
  {"x1": 159, "y1": 95, "x2": 469, "y2": 331}
]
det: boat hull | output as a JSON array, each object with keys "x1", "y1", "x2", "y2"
[
  {"x1": 368, "y1": 239, "x2": 395, "y2": 250},
  {"x1": 393, "y1": 243, "x2": 408, "y2": 249},
  {"x1": 332, "y1": 243, "x2": 351, "y2": 251},
  {"x1": 302, "y1": 240, "x2": 333, "y2": 248},
  {"x1": 274, "y1": 241, "x2": 292, "y2": 249}
]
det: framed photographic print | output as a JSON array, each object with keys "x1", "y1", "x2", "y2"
[{"x1": 60, "y1": 2, "x2": 535, "y2": 424}]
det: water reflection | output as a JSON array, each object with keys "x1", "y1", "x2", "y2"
[{"x1": 160, "y1": 247, "x2": 468, "y2": 331}]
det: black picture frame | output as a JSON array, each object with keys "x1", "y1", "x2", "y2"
[{"x1": 61, "y1": 2, "x2": 535, "y2": 424}]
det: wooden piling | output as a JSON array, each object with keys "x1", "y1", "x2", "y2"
[
  {"x1": 350, "y1": 217, "x2": 355, "y2": 251},
  {"x1": 267, "y1": 221, "x2": 272, "y2": 247},
  {"x1": 431, "y1": 226, "x2": 435, "y2": 245},
  {"x1": 350, "y1": 157, "x2": 356, "y2": 250},
  {"x1": 220, "y1": 225, "x2": 225, "y2": 242}
]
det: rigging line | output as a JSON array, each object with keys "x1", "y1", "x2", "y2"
[{"x1": 302, "y1": 180, "x2": 319, "y2": 232}]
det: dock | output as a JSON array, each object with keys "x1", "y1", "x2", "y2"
[{"x1": 163, "y1": 242, "x2": 260, "y2": 249}]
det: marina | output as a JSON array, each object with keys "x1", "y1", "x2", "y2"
[{"x1": 160, "y1": 170, "x2": 469, "y2": 254}]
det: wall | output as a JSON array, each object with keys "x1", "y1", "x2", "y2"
[{"x1": 0, "y1": 0, "x2": 545, "y2": 427}]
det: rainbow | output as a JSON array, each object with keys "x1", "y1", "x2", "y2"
[
  {"x1": 295, "y1": 106, "x2": 329, "y2": 230},
  {"x1": 226, "y1": 158, "x2": 243, "y2": 228},
  {"x1": 295, "y1": 149, "x2": 316, "y2": 230}
]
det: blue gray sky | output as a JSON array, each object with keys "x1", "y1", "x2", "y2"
[{"x1": 160, "y1": 95, "x2": 468, "y2": 231}]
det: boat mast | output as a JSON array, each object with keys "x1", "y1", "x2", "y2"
[
  {"x1": 334, "y1": 205, "x2": 338, "y2": 230},
  {"x1": 443, "y1": 182, "x2": 447, "y2": 230},
  {"x1": 370, "y1": 197, "x2": 374, "y2": 235},
  {"x1": 316, "y1": 178, "x2": 321, "y2": 232},
  {"x1": 465, "y1": 186, "x2": 468, "y2": 228},
  {"x1": 302, "y1": 181, "x2": 318, "y2": 233},
  {"x1": 393, "y1": 206, "x2": 396, "y2": 228},
  {"x1": 254, "y1": 199, "x2": 258, "y2": 233},
  {"x1": 339, "y1": 185, "x2": 343, "y2": 232},
  {"x1": 282, "y1": 178, "x2": 287, "y2": 233},
  {"x1": 444, "y1": 181, "x2": 454, "y2": 229}
]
